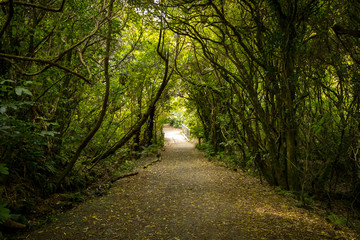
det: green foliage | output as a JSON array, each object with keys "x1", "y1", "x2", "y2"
[
  {"x1": 196, "y1": 141, "x2": 215, "y2": 157},
  {"x1": 216, "y1": 152, "x2": 243, "y2": 171},
  {"x1": 275, "y1": 188, "x2": 298, "y2": 199},
  {"x1": 1, "y1": 0, "x2": 360, "y2": 228},
  {"x1": 190, "y1": 125, "x2": 204, "y2": 139},
  {"x1": 0, "y1": 165, "x2": 10, "y2": 223},
  {"x1": 114, "y1": 160, "x2": 137, "y2": 176},
  {"x1": 0, "y1": 164, "x2": 9, "y2": 175},
  {"x1": 0, "y1": 202, "x2": 11, "y2": 223},
  {"x1": 275, "y1": 187, "x2": 315, "y2": 208},
  {"x1": 14, "y1": 87, "x2": 33, "y2": 97},
  {"x1": 169, "y1": 118, "x2": 182, "y2": 128},
  {"x1": 295, "y1": 196, "x2": 315, "y2": 208},
  {"x1": 303, "y1": 196, "x2": 314, "y2": 206},
  {"x1": 44, "y1": 210, "x2": 57, "y2": 224},
  {"x1": 327, "y1": 213, "x2": 348, "y2": 227},
  {"x1": 66, "y1": 192, "x2": 85, "y2": 203},
  {"x1": 0, "y1": 0, "x2": 176, "y2": 225},
  {"x1": 159, "y1": 0, "x2": 360, "y2": 206}
]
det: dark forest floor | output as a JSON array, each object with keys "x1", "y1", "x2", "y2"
[{"x1": 17, "y1": 126, "x2": 359, "y2": 239}]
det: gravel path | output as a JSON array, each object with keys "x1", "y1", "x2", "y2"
[{"x1": 21, "y1": 126, "x2": 358, "y2": 239}]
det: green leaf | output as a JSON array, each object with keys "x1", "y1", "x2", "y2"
[
  {"x1": 39, "y1": 130, "x2": 59, "y2": 137},
  {"x1": 24, "y1": 81, "x2": 42, "y2": 86},
  {"x1": 0, "y1": 164, "x2": 8, "y2": 175},
  {"x1": 0, "y1": 106, "x2": 6, "y2": 114},
  {"x1": 15, "y1": 87, "x2": 32, "y2": 96},
  {"x1": 327, "y1": 214, "x2": 348, "y2": 226},
  {"x1": 1, "y1": 102, "x2": 18, "y2": 111},
  {"x1": 0, "y1": 203, "x2": 10, "y2": 223},
  {"x1": 0, "y1": 79, "x2": 15, "y2": 85}
]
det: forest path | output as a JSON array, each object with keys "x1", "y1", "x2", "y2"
[{"x1": 22, "y1": 126, "x2": 356, "y2": 239}]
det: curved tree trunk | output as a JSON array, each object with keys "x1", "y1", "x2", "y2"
[
  {"x1": 90, "y1": 28, "x2": 179, "y2": 165},
  {"x1": 55, "y1": 0, "x2": 114, "y2": 187}
]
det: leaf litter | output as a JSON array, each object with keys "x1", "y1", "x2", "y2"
[{"x1": 19, "y1": 127, "x2": 359, "y2": 239}]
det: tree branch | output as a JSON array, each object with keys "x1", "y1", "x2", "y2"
[
  {"x1": 0, "y1": 0, "x2": 65, "y2": 12},
  {"x1": 0, "y1": 53, "x2": 91, "y2": 83},
  {"x1": 77, "y1": 46, "x2": 92, "y2": 80},
  {"x1": 56, "y1": 0, "x2": 115, "y2": 186},
  {"x1": 0, "y1": 0, "x2": 14, "y2": 39},
  {"x1": 90, "y1": 29, "x2": 180, "y2": 165}
]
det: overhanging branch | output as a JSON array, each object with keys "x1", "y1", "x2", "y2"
[
  {"x1": 0, "y1": 0, "x2": 65, "y2": 12},
  {"x1": 0, "y1": 53, "x2": 91, "y2": 84}
]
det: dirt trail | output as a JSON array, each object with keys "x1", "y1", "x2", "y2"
[{"x1": 21, "y1": 126, "x2": 357, "y2": 239}]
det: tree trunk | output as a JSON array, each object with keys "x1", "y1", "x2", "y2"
[
  {"x1": 55, "y1": 0, "x2": 114, "y2": 187},
  {"x1": 282, "y1": 16, "x2": 300, "y2": 192},
  {"x1": 90, "y1": 28, "x2": 179, "y2": 164},
  {"x1": 146, "y1": 106, "x2": 156, "y2": 146}
]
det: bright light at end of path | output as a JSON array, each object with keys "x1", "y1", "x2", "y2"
[{"x1": 164, "y1": 126, "x2": 186, "y2": 143}]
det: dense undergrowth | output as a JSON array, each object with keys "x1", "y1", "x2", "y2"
[{"x1": 1, "y1": 139, "x2": 164, "y2": 237}]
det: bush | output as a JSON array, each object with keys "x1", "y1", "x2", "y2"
[
  {"x1": 169, "y1": 119, "x2": 182, "y2": 128},
  {"x1": 327, "y1": 213, "x2": 348, "y2": 227},
  {"x1": 196, "y1": 141, "x2": 215, "y2": 157},
  {"x1": 0, "y1": 202, "x2": 10, "y2": 223}
]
